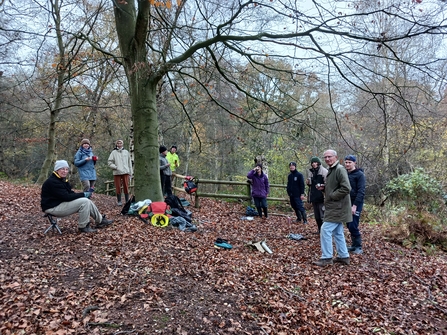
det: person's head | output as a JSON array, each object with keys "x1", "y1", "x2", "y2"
[
  {"x1": 344, "y1": 154, "x2": 357, "y2": 172},
  {"x1": 323, "y1": 150, "x2": 338, "y2": 166},
  {"x1": 80, "y1": 139, "x2": 90, "y2": 148},
  {"x1": 310, "y1": 156, "x2": 321, "y2": 169},
  {"x1": 255, "y1": 164, "x2": 263, "y2": 173},
  {"x1": 116, "y1": 139, "x2": 124, "y2": 148},
  {"x1": 54, "y1": 160, "x2": 69, "y2": 178},
  {"x1": 170, "y1": 145, "x2": 177, "y2": 153},
  {"x1": 289, "y1": 161, "x2": 297, "y2": 172},
  {"x1": 159, "y1": 145, "x2": 168, "y2": 156}
]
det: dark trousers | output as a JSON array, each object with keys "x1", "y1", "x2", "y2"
[
  {"x1": 347, "y1": 204, "x2": 363, "y2": 238},
  {"x1": 160, "y1": 173, "x2": 173, "y2": 196},
  {"x1": 312, "y1": 202, "x2": 325, "y2": 231},
  {"x1": 290, "y1": 196, "x2": 306, "y2": 220}
]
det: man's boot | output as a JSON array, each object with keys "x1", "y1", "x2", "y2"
[
  {"x1": 79, "y1": 223, "x2": 97, "y2": 233},
  {"x1": 294, "y1": 211, "x2": 302, "y2": 223},
  {"x1": 351, "y1": 236, "x2": 363, "y2": 254},
  {"x1": 124, "y1": 194, "x2": 129, "y2": 203},
  {"x1": 301, "y1": 211, "x2": 308, "y2": 224},
  {"x1": 256, "y1": 206, "x2": 262, "y2": 218},
  {"x1": 262, "y1": 207, "x2": 268, "y2": 219},
  {"x1": 333, "y1": 257, "x2": 350, "y2": 265},
  {"x1": 96, "y1": 215, "x2": 114, "y2": 228},
  {"x1": 117, "y1": 194, "x2": 122, "y2": 206},
  {"x1": 314, "y1": 258, "x2": 333, "y2": 267}
]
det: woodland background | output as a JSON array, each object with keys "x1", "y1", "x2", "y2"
[
  {"x1": 1, "y1": 1, "x2": 447, "y2": 334},
  {"x1": 1, "y1": 0, "x2": 447, "y2": 202}
]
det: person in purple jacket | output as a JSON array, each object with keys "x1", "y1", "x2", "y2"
[{"x1": 247, "y1": 164, "x2": 270, "y2": 218}]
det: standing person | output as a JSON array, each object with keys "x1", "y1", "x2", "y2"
[
  {"x1": 287, "y1": 162, "x2": 308, "y2": 224},
  {"x1": 247, "y1": 164, "x2": 270, "y2": 218},
  {"x1": 41, "y1": 160, "x2": 113, "y2": 233},
  {"x1": 314, "y1": 150, "x2": 352, "y2": 267},
  {"x1": 344, "y1": 155, "x2": 366, "y2": 255},
  {"x1": 74, "y1": 139, "x2": 98, "y2": 192},
  {"x1": 108, "y1": 139, "x2": 133, "y2": 206},
  {"x1": 306, "y1": 157, "x2": 328, "y2": 234},
  {"x1": 159, "y1": 145, "x2": 173, "y2": 196},
  {"x1": 166, "y1": 145, "x2": 180, "y2": 182}
]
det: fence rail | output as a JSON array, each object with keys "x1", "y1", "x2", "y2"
[{"x1": 105, "y1": 172, "x2": 289, "y2": 208}]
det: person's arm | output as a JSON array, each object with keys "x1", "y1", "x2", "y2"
[
  {"x1": 353, "y1": 172, "x2": 366, "y2": 207},
  {"x1": 108, "y1": 151, "x2": 117, "y2": 170},
  {"x1": 247, "y1": 170, "x2": 256, "y2": 179},
  {"x1": 74, "y1": 151, "x2": 86, "y2": 167},
  {"x1": 329, "y1": 167, "x2": 351, "y2": 200},
  {"x1": 298, "y1": 174, "x2": 305, "y2": 198}
]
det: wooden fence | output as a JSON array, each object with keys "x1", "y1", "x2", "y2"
[{"x1": 105, "y1": 172, "x2": 289, "y2": 208}]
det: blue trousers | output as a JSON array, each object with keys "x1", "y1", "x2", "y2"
[{"x1": 320, "y1": 221, "x2": 349, "y2": 259}]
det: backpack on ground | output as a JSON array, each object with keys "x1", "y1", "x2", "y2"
[
  {"x1": 183, "y1": 176, "x2": 198, "y2": 194},
  {"x1": 165, "y1": 194, "x2": 184, "y2": 210}
]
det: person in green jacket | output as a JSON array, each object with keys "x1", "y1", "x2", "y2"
[
  {"x1": 314, "y1": 149, "x2": 352, "y2": 267},
  {"x1": 166, "y1": 145, "x2": 180, "y2": 182}
]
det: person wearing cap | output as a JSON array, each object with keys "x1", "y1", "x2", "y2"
[
  {"x1": 40, "y1": 160, "x2": 113, "y2": 233},
  {"x1": 159, "y1": 145, "x2": 173, "y2": 196},
  {"x1": 108, "y1": 139, "x2": 133, "y2": 206},
  {"x1": 287, "y1": 162, "x2": 308, "y2": 224},
  {"x1": 166, "y1": 145, "x2": 180, "y2": 182},
  {"x1": 74, "y1": 139, "x2": 98, "y2": 192},
  {"x1": 314, "y1": 149, "x2": 351, "y2": 267},
  {"x1": 247, "y1": 164, "x2": 270, "y2": 218},
  {"x1": 344, "y1": 154, "x2": 366, "y2": 255},
  {"x1": 306, "y1": 156, "x2": 328, "y2": 234}
]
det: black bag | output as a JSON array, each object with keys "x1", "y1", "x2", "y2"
[
  {"x1": 121, "y1": 195, "x2": 136, "y2": 215},
  {"x1": 165, "y1": 194, "x2": 185, "y2": 210}
]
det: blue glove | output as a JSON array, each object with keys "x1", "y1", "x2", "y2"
[{"x1": 84, "y1": 192, "x2": 92, "y2": 199}]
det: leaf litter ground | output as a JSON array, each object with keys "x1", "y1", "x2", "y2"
[{"x1": 0, "y1": 180, "x2": 446, "y2": 334}]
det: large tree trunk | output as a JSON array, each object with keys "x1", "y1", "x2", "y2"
[{"x1": 114, "y1": 0, "x2": 164, "y2": 201}]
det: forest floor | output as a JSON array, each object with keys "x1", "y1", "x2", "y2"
[{"x1": 0, "y1": 180, "x2": 446, "y2": 335}]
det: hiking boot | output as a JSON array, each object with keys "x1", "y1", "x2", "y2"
[
  {"x1": 79, "y1": 224, "x2": 97, "y2": 233},
  {"x1": 333, "y1": 257, "x2": 350, "y2": 265},
  {"x1": 350, "y1": 247, "x2": 363, "y2": 255},
  {"x1": 303, "y1": 220, "x2": 308, "y2": 224},
  {"x1": 97, "y1": 215, "x2": 113, "y2": 228},
  {"x1": 314, "y1": 258, "x2": 333, "y2": 267},
  {"x1": 117, "y1": 201, "x2": 122, "y2": 206}
]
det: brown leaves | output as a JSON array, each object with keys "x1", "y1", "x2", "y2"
[{"x1": 0, "y1": 180, "x2": 446, "y2": 334}]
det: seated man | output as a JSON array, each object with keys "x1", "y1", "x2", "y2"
[{"x1": 41, "y1": 160, "x2": 113, "y2": 233}]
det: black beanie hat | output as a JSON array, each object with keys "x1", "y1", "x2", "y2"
[
  {"x1": 159, "y1": 146, "x2": 168, "y2": 153},
  {"x1": 289, "y1": 162, "x2": 297, "y2": 167},
  {"x1": 311, "y1": 156, "x2": 321, "y2": 164}
]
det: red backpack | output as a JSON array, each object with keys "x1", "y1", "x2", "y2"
[{"x1": 183, "y1": 176, "x2": 198, "y2": 194}]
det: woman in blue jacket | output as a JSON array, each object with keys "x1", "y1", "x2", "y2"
[
  {"x1": 247, "y1": 164, "x2": 270, "y2": 218},
  {"x1": 74, "y1": 139, "x2": 97, "y2": 192}
]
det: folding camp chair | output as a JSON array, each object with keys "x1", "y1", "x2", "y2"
[{"x1": 43, "y1": 213, "x2": 62, "y2": 234}]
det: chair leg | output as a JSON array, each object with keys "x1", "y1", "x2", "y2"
[{"x1": 44, "y1": 214, "x2": 62, "y2": 234}]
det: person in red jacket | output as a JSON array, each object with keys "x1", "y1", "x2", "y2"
[{"x1": 41, "y1": 160, "x2": 113, "y2": 233}]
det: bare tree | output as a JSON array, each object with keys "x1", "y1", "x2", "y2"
[{"x1": 104, "y1": 0, "x2": 447, "y2": 200}]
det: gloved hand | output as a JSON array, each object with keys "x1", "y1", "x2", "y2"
[{"x1": 84, "y1": 192, "x2": 92, "y2": 199}]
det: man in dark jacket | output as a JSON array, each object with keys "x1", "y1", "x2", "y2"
[
  {"x1": 287, "y1": 162, "x2": 307, "y2": 224},
  {"x1": 314, "y1": 150, "x2": 352, "y2": 267},
  {"x1": 344, "y1": 155, "x2": 366, "y2": 254},
  {"x1": 41, "y1": 160, "x2": 113, "y2": 233},
  {"x1": 306, "y1": 157, "x2": 328, "y2": 234}
]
